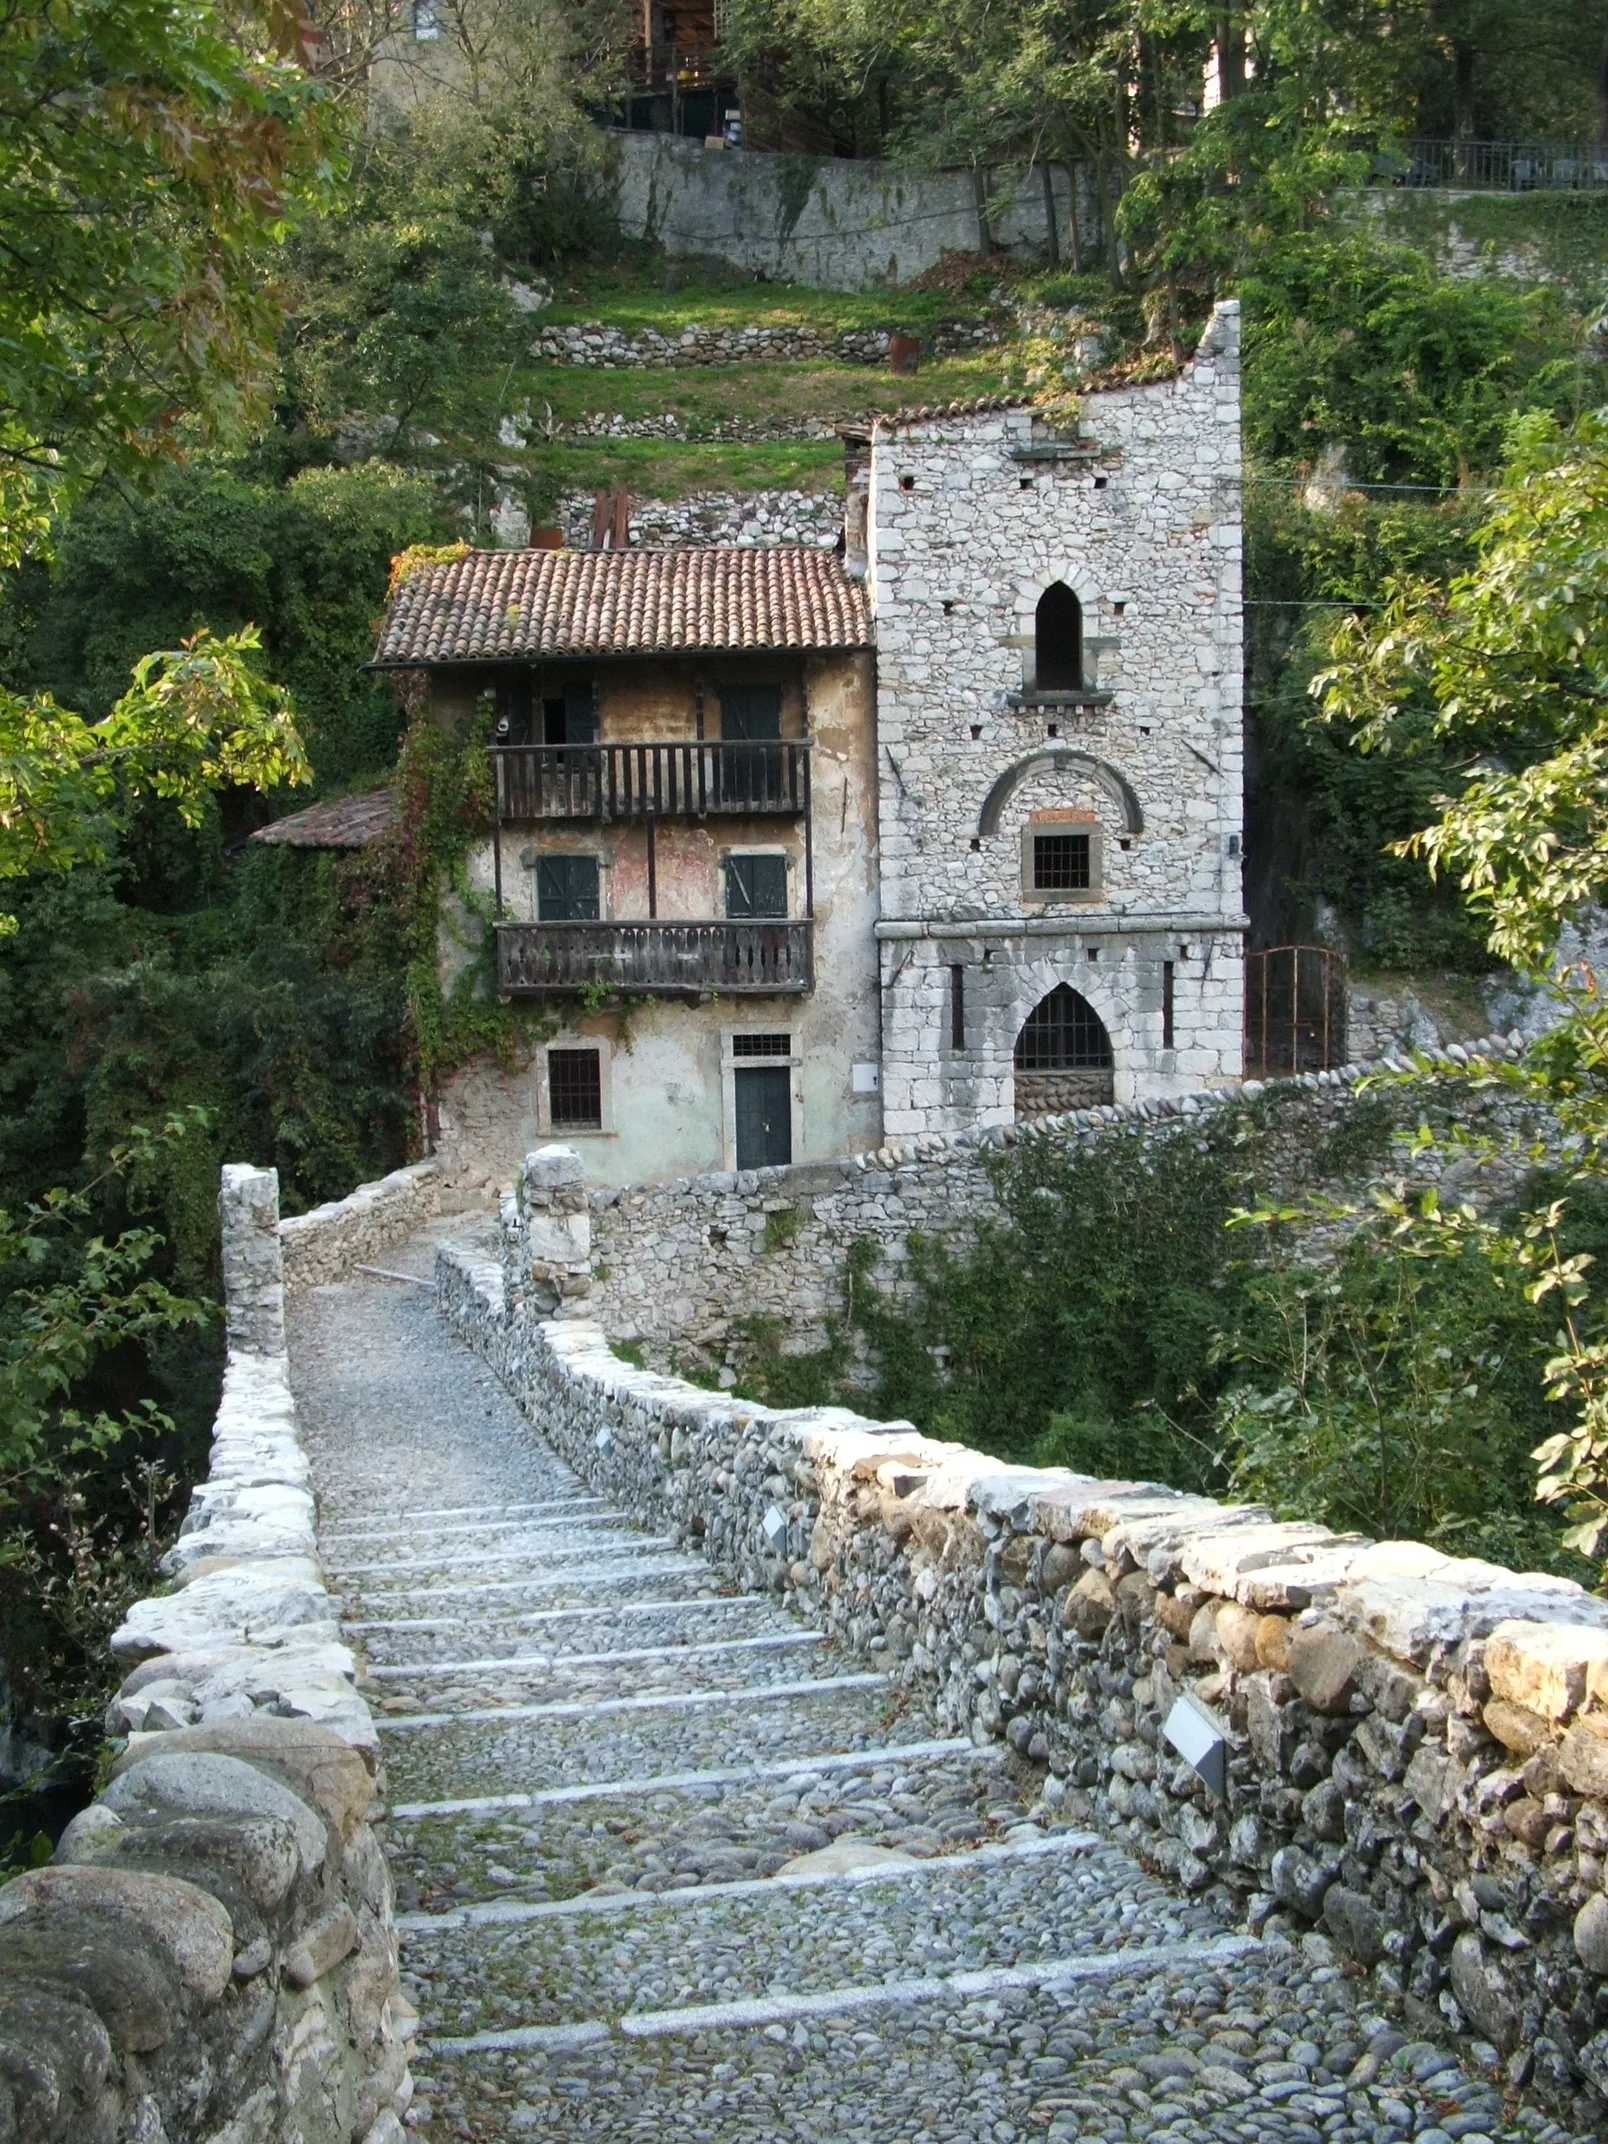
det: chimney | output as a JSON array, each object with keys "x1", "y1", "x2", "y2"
[{"x1": 841, "y1": 428, "x2": 870, "y2": 581}]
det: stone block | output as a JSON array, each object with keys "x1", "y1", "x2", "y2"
[
  {"x1": 1286, "y1": 1623, "x2": 1363, "y2": 1715},
  {"x1": 1559, "y1": 1716, "x2": 1608, "y2": 1798},
  {"x1": 522, "y1": 1145, "x2": 585, "y2": 1199},
  {"x1": 1484, "y1": 1698, "x2": 1553, "y2": 1758},
  {"x1": 1323, "y1": 1884, "x2": 1387, "y2": 1965},
  {"x1": 110, "y1": 1716, "x2": 375, "y2": 1838},
  {"x1": 1485, "y1": 1619, "x2": 1608, "y2": 1723},
  {"x1": 1269, "y1": 1844, "x2": 1337, "y2": 1918},
  {"x1": 0, "y1": 1866, "x2": 233, "y2": 2005},
  {"x1": 1449, "y1": 1931, "x2": 1519, "y2": 2049},
  {"x1": 282, "y1": 1903, "x2": 360, "y2": 1989},
  {"x1": 1574, "y1": 1892, "x2": 1608, "y2": 1977},
  {"x1": 1063, "y1": 1568, "x2": 1116, "y2": 1638},
  {"x1": 102, "y1": 1752, "x2": 327, "y2": 1876}
]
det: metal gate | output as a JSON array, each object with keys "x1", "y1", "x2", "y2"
[{"x1": 1244, "y1": 946, "x2": 1346, "y2": 1076}]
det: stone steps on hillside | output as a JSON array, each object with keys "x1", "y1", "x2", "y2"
[{"x1": 287, "y1": 1256, "x2": 1599, "y2": 2144}]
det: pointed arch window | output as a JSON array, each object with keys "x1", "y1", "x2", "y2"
[
  {"x1": 1035, "y1": 583, "x2": 1083, "y2": 691},
  {"x1": 1014, "y1": 984, "x2": 1112, "y2": 1072}
]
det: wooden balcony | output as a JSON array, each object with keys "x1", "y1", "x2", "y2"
[
  {"x1": 493, "y1": 741, "x2": 811, "y2": 822},
  {"x1": 496, "y1": 919, "x2": 813, "y2": 997}
]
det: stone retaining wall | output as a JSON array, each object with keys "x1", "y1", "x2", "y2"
[
  {"x1": 553, "y1": 484, "x2": 844, "y2": 551},
  {"x1": 280, "y1": 1160, "x2": 442, "y2": 1296},
  {"x1": 438, "y1": 1219, "x2": 1608, "y2": 2123},
  {"x1": 531, "y1": 318, "x2": 999, "y2": 367},
  {"x1": 610, "y1": 131, "x2": 1100, "y2": 291},
  {"x1": 585, "y1": 1037, "x2": 1535, "y2": 1363},
  {"x1": 0, "y1": 1166, "x2": 414, "y2": 2144}
]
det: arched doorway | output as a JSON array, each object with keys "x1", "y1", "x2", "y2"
[
  {"x1": 1034, "y1": 583, "x2": 1083, "y2": 691},
  {"x1": 1014, "y1": 984, "x2": 1114, "y2": 1118}
]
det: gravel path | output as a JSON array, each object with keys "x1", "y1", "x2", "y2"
[{"x1": 289, "y1": 1255, "x2": 1593, "y2": 2144}]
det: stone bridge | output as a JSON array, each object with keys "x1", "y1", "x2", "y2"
[{"x1": 7, "y1": 1120, "x2": 1608, "y2": 2142}]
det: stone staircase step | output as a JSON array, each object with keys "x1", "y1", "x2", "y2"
[
  {"x1": 366, "y1": 1629, "x2": 828, "y2": 1713},
  {"x1": 399, "y1": 1837, "x2": 1221, "y2": 2038},
  {"x1": 344, "y1": 1553, "x2": 708, "y2": 1611},
  {"x1": 377, "y1": 1677, "x2": 927, "y2": 1805},
  {"x1": 330, "y1": 1529, "x2": 669, "y2": 1580},
  {"x1": 384, "y1": 1741, "x2": 1029, "y2": 1910},
  {"x1": 399, "y1": 1933, "x2": 1398, "y2": 2143},
  {"x1": 347, "y1": 1589, "x2": 767, "y2": 1663},
  {"x1": 321, "y1": 1495, "x2": 607, "y2": 1542}
]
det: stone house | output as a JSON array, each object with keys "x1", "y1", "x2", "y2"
[
  {"x1": 345, "y1": 299, "x2": 1245, "y2": 1184},
  {"x1": 370, "y1": 546, "x2": 883, "y2": 1184}
]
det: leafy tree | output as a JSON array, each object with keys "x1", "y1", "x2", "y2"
[
  {"x1": 1216, "y1": 1189, "x2": 1573, "y2": 1567},
  {"x1": 1312, "y1": 410, "x2": 1608, "y2": 1562},
  {"x1": 0, "y1": 0, "x2": 337, "y2": 544}
]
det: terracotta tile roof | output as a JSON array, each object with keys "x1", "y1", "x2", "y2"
[
  {"x1": 251, "y1": 788, "x2": 397, "y2": 849},
  {"x1": 870, "y1": 392, "x2": 1030, "y2": 432},
  {"x1": 373, "y1": 546, "x2": 870, "y2": 666}
]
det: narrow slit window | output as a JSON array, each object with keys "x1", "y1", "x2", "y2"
[
  {"x1": 1162, "y1": 960, "x2": 1175, "y2": 1049},
  {"x1": 548, "y1": 1048, "x2": 602, "y2": 1130},
  {"x1": 1034, "y1": 583, "x2": 1083, "y2": 691},
  {"x1": 949, "y1": 965, "x2": 966, "y2": 1052},
  {"x1": 1032, "y1": 831, "x2": 1091, "y2": 892}
]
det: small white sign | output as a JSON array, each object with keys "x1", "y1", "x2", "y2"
[
  {"x1": 852, "y1": 1063, "x2": 880, "y2": 1094},
  {"x1": 1163, "y1": 1692, "x2": 1228, "y2": 1799}
]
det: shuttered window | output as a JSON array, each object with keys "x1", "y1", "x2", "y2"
[
  {"x1": 536, "y1": 854, "x2": 600, "y2": 920},
  {"x1": 724, "y1": 855, "x2": 788, "y2": 919}
]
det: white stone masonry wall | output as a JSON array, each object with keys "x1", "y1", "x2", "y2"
[
  {"x1": 439, "y1": 1218, "x2": 1608, "y2": 2123},
  {"x1": 867, "y1": 305, "x2": 1246, "y2": 1133},
  {"x1": 0, "y1": 1167, "x2": 414, "y2": 2144}
]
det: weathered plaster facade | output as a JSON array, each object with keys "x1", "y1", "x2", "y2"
[
  {"x1": 432, "y1": 648, "x2": 881, "y2": 1187},
  {"x1": 867, "y1": 303, "x2": 1246, "y2": 1135}
]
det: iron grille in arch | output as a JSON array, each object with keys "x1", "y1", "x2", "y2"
[
  {"x1": 1014, "y1": 985, "x2": 1113, "y2": 1071},
  {"x1": 1244, "y1": 946, "x2": 1346, "y2": 1076}
]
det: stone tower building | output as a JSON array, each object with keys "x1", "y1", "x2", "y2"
[{"x1": 862, "y1": 300, "x2": 1247, "y2": 1136}]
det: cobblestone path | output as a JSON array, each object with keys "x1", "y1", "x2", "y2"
[{"x1": 290, "y1": 1256, "x2": 1588, "y2": 2144}]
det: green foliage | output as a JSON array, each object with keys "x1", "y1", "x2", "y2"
[
  {"x1": 0, "y1": 0, "x2": 337, "y2": 550},
  {"x1": 0, "y1": 626, "x2": 309, "y2": 934},
  {"x1": 1215, "y1": 1200, "x2": 1578, "y2": 1568},
  {"x1": 1242, "y1": 237, "x2": 1601, "y2": 487},
  {"x1": 762, "y1": 1206, "x2": 800, "y2": 1252},
  {"x1": 0, "y1": 1117, "x2": 217, "y2": 1788},
  {"x1": 29, "y1": 459, "x2": 445, "y2": 784},
  {"x1": 849, "y1": 1115, "x2": 1267, "y2": 1472},
  {"x1": 1314, "y1": 409, "x2": 1608, "y2": 972}
]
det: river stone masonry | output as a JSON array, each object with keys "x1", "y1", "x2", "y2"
[
  {"x1": 438, "y1": 1172, "x2": 1608, "y2": 2125},
  {"x1": 0, "y1": 1166, "x2": 413, "y2": 2144}
]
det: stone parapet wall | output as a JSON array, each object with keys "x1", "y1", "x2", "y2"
[
  {"x1": 280, "y1": 1160, "x2": 442, "y2": 1296},
  {"x1": 586, "y1": 1040, "x2": 1532, "y2": 1361},
  {"x1": 437, "y1": 1232, "x2": 1608, "y2": 2121},
  {"x1": 0, "y1": 1166, "x2": 414, "y2": 2144}
]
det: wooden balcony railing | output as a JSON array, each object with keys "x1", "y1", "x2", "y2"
[
  {"x1": 496, "y1": 919, "x2": 813, "y2": 996},
  {"x1": 492, "y1": 741, "x2": 811, "y2": 822}
]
